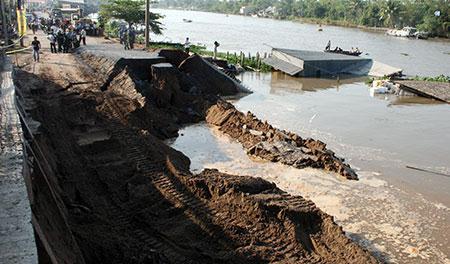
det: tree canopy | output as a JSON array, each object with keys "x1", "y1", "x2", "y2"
[
  {"x1": 156, "y1": 0, "x2": 449, "y2": 37},
  {"x1": 100, "y1": 0, "x2": 164, "y2": 34}
]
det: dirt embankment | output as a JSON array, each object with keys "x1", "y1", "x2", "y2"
[
  {"x1": 14, "y1": 48, "x2": 377, "y2": 263},
  {"x1": 206, "y1": 100, "x2": 358, "y2": 180}
]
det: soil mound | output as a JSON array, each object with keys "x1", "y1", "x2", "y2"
[{"x1": 206, "y1": 100, "x2": 358, "y2": 180}]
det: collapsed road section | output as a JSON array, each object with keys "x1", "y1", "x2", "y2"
[
  {"x1": 12, "y1": 44, "x2": 377, "y2": 263},
  {"x1": 206, "y1": 100, "x2": 358, "y2": 180}
]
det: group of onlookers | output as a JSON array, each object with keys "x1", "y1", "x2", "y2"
[
  {"x1": 119, "y1": 25, "x2": 136, "y2": 50},
  {"x1": 46, "y1": 27, "x2": 86, "y2": 54},
  {"x1": 30, "y1": 18, "x2": 89, "y2": 62}
]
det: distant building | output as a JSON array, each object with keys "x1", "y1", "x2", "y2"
[{"x1": 59, "y1": 0, "x2": 85, "y2": 10}]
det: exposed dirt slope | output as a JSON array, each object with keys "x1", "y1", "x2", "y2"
[
  {"x1": 206, "y1": 100, "x2": 358, "y2": 180},
  {"x1": 13, "y1": 49, "x2": 377, "y2": 263}
]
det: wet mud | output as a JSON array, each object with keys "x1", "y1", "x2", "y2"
[
  {"x1": 206, "y1": 100, "x2": 358, "y2": 180},
  {"x1": 13, "y1": 48, "x2": 377, "y2": 263}
]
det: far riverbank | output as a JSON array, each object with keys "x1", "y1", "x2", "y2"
[{"x1": 153, "y1": 7, "x2": 449, "y2": 39}]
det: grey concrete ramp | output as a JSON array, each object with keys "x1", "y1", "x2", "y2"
[
  {"x1": 394, "y1": 80, "x2": 450, "y2": 103},
  {"x1": 0, "y1": 56, "x2": 37, "y2": 264}
]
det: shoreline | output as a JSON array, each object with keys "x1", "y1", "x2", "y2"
[
  {"x1": 153, "y1": 7, "x2": 450, "y2": 40},
  {"x1": 9, "y1": 31, "x2": 381, "y2": 263}
]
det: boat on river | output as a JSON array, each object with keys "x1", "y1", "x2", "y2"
[
  {"x1": 386, "y1": 27, "x2": 430, "y2": 39},
  {"x1": 386, "y1": 26, "x2": 417, "y2": 37},
  {"x1": 182, "y1": 18, "x2": 192, "y2": 23},
  {"x1": 325, "y1": 49, "x2": 362, "y2": 56}
]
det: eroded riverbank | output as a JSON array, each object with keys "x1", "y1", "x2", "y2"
[
  {"x1": 168, "y1": 69, "x2": 450, "y2": 263},
  {"x1": 169, "y1": 123, "x2": 450, "y2": 263},
  {"x1": 11, "y1": 33, "x2": 380, "y2": 263}
]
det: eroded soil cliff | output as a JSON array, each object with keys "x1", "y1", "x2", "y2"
[{"x1": 13, "y1": 47, "x2": 376, "y2": 263}]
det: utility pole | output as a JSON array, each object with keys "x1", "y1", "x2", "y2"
[
  {"x1": 18, "y1": 0, "x2": 23, "y2": 46},
  {"x1": 0, "y1": 0, "x2": 9, "y2": 47},
  {"x1": 144, "y1": 0, "x2": 149, "y2": 48}
]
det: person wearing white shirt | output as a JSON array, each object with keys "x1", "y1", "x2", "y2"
[
  {"x1": 47, "y1": 30, "x2": 57, "y2": 53},
  {"x1": 184, "y1": 37, "x2": 190, "y2": 54},
  {"x1": 80, "y1": 28, "x2": 87, "y2": 45}
]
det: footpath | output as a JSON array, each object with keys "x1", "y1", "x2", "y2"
[{"x1": 0, "y1": 56, "x2": 37, "y2": 263}]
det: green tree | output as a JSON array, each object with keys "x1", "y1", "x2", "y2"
[
  {"x1": 100, "y1": 0, "x2": 164, "y2": 34},
  {"x1": 156, "y1": 0, "x2": 449, "y2": 37},
  {"x1": 378, "y1": 0, "x2": 403, "y2": 28}
]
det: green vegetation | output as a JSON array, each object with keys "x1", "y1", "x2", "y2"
[
  {"x1": 146, "y1": 43, "x2": 271, "y2": 72},
  {"x1": 104, "y1": 20, "x2": 121, "y2": 38},
  {"x1": 410, "y1": 75, "x2": 450, "y2": 82},
  {"x1": 156, "y1": 0, "x2": 449, "y2": 37},
  {"x1": 366, "y1": 75, "x2": 450, "y2": 85},
  {"x1": 100, "y1": 0, "x2": 163, "y2": 33},
  {"x1": 191, "y1": 45, "x2": 272, "y2": 72}
]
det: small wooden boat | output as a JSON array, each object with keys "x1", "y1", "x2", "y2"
[
  {"x1": 325, "y1": 49, "x2": 362, "y2": 56},
  {"x1": 182, "y1": 19, "x2": 192, "y2": 23}
]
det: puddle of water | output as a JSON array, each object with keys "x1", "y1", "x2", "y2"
[{"x1": 170, "y1": 124, "x2": 450, "y2": 263}]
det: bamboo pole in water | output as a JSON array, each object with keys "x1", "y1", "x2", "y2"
[{"x1": 256, "y1": 52, "x2": 261, "y2": 69}]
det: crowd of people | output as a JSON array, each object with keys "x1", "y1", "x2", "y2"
[
  {"x1": 119, "y1": 25, "x2": 136, "y2": 50},
  {"x1": 28, "y1": 16, "x2": 91, "y2": 55}
]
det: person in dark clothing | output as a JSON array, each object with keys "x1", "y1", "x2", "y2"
[
  {"x1": 63, "y1": 31, "x2": 71, "y2": 53},
  {"x1": 128, "y1": 28, "x2": 135, "y2": 49},
  {"x1": 31, "y1": 36, "x2": 41, "y2": 62},
  {"x1": 57, "y1": 30, "x2": 64, "y2": 52},
  {"x1": 325, "y1": 40, "x2": 331, "y2": 51},
  {"x1": 123, "y1": 29, "x2": 130, "y2": 50},
  {"x1": 213, "y1": 41, "x2": 220, "y2": 59}
]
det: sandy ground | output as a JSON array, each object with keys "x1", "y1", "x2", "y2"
[{"x1": 0, "y1": 56, "x2": 37, "y2": 263}]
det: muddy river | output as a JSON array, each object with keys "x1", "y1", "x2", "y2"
[{"x1": 156, "y1": 8, "x2": 450, "y2": 263}]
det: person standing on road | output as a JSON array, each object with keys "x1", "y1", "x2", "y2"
[
  {"x1": 80, "y1": 28, "x2": 87, "y2": 45},
  {"x1": 56, "y1": 28, "x2": 64, "y2": 52},
  {"x1": 128, "y1": 27, "x2": 135, "y2": 49},
  {"x1": 214, "y1": 41, "x2": 220, "y2": 59},
  {"x1": 63, "y1": 29, "x2": 71, "y2": 53},
  {"x1": 184, "y1": 37, "x2": 191, "y2": 54},
  {"x1": 31, "y1": 36, "x2": 41, "y2": 62},
  {"x1": 93, "y1": 22, "x2": 98, "y2": 36},
  {"x1": 32, "y1": 19, "x2": 39, "y2": 34},
  {"x1": 47, "y1": 30, "x2": 57, "y2": 53},
  {"x1": 119, "y1": 25, "x2": 125, "y2": 44},
  {"x1": 123, "y1": 29, "x2": 130, "y2": 50}
]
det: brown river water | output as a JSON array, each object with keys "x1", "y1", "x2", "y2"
[{"x1": 156, "y1": 9, "x2": 450, "y2": 263}]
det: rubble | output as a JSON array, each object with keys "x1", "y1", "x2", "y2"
[
  {"x1": 179, "y1": 54, "x2": 244, "y2": 96},
  {"x1": 206, "y1": 100, "x2": 358, "y2": 180}
]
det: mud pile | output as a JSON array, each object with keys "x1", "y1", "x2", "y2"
[
  {"x1": 206, "y1": 100, "x2": 358, "y2": 180},
  {"x1": 78, "y1": 51, "x2": 220, "y2": 139},
  {"x1": 14, "y1": 49, "x2": 376, "y2": 263}
]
